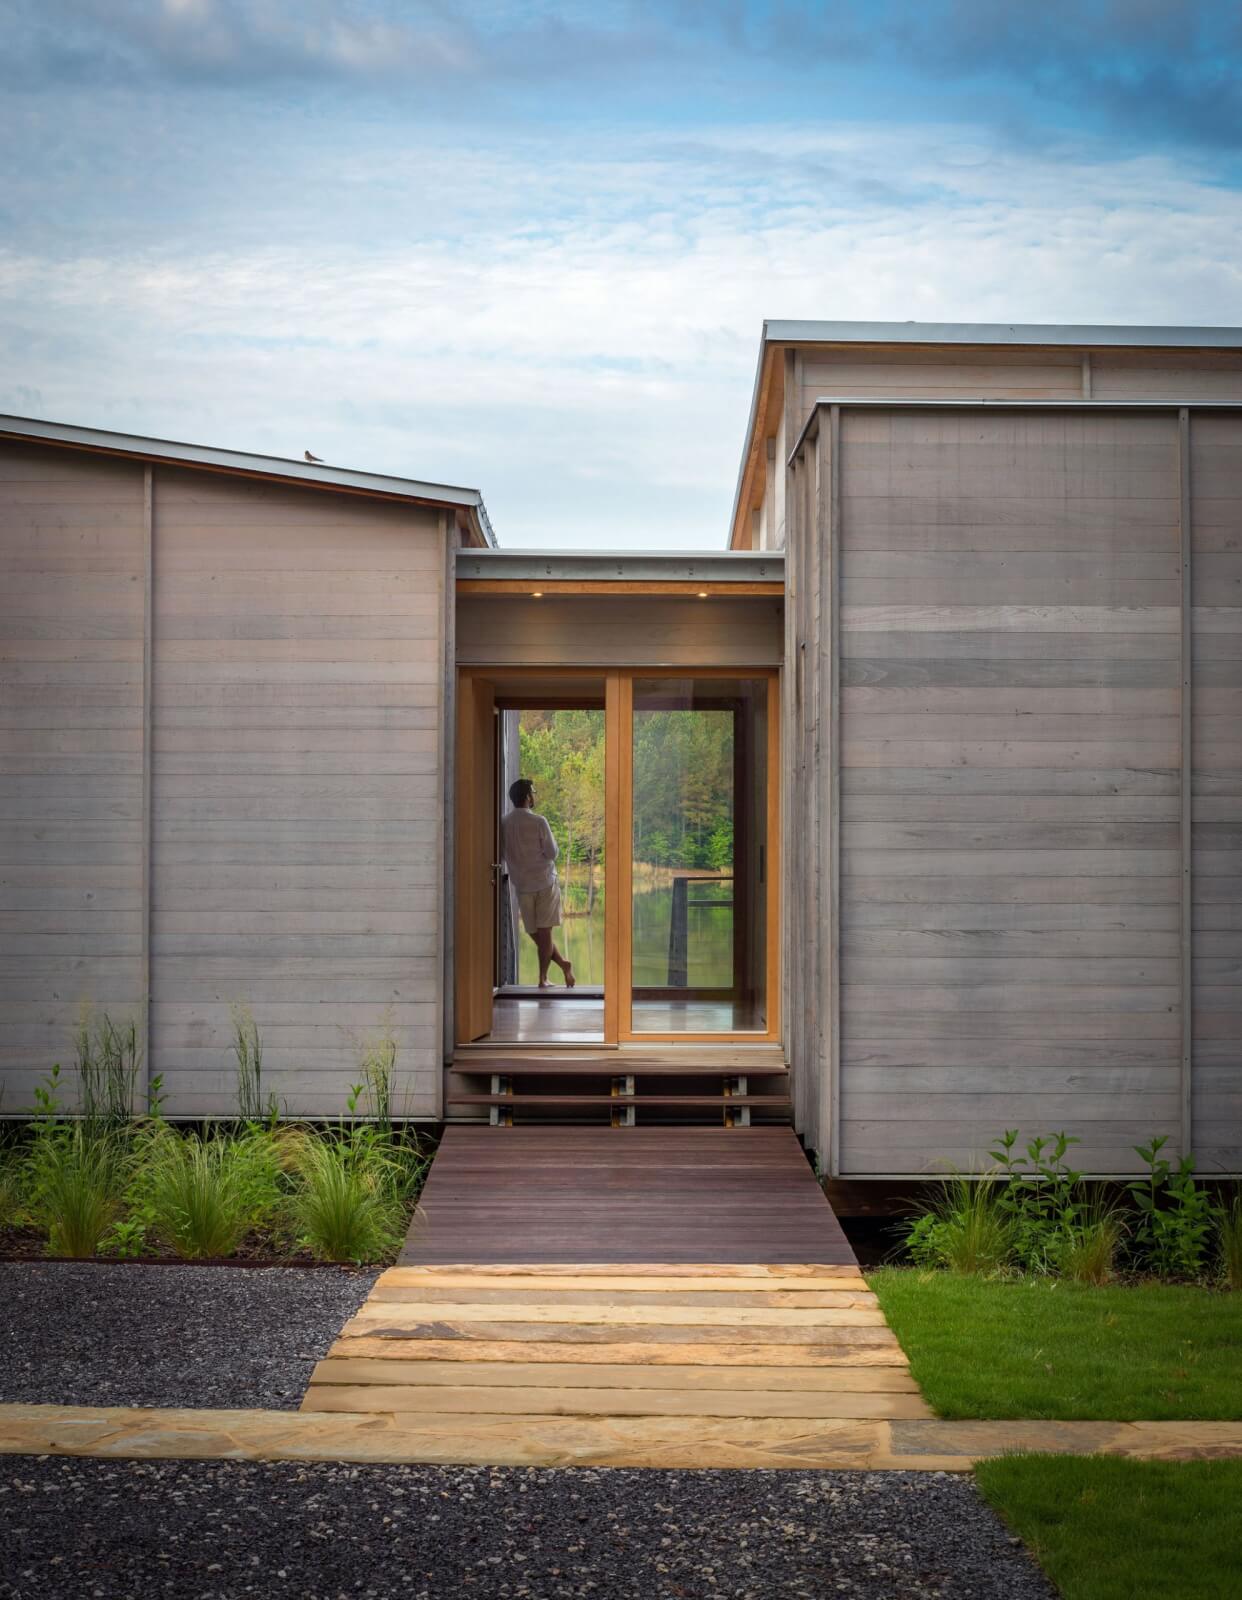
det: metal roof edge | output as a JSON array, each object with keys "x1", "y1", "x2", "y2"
[
  {"x1": 726, "y1": 324, "x2": 775, "y2": 552},
  {"x1": 0, "y1": 413, "x2": 496, "y2": 544},
  {"x1": 764, "y1": 319, "x2": 1242, "y2": 349}
]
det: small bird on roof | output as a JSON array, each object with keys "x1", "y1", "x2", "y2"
[{"x1": 304, "y1": 449, "x2": 324, "y2": 464}]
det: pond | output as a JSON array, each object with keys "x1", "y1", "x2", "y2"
[{"x1": 516, "y1": 881, "x2": 733, "y2": 989}]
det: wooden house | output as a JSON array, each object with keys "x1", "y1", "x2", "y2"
[{"x1": 2, "y1": 319, "x2": 1241, "y2": 1180}]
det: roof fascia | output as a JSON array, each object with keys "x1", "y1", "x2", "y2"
[{"x1": 0, "y1": 413, "x2": 496, "y2": 546}]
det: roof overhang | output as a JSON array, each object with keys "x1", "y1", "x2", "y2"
[
  {"x1": 0, "y1": 413, "x2": 496, "y2": 546},
  {"x1": 729, "y1": 319, "x2": 1242, "y2": 550},
  {"x1": 457, "y1": 548, "x2": 782, "y2": 595}
]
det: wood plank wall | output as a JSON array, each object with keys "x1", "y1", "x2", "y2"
[
  {"x1": 149, "y1": 470, "x2": 446, "y2": 1118},
  {"x1": 0, "y1": 445, "x2": 147, "y2": 1111},
  {"x1": 1192, "y1": 415, "x2": 1242, "y2": 1175},
  {"x1": 828, "y1": 409, "x2": 1188, "y2": 1174}
]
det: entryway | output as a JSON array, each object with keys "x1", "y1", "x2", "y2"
[{"x1": 453, "y1": 668, "x2": 780, "y2": 1051}]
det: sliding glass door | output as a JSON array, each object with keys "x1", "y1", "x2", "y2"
[{"x1": 609, "y1": 670, "x2": 778, "y2": 1042}]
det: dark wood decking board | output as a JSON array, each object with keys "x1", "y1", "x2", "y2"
[{"x1": 401, "y1": 1127, "x2": 857, "y2": 1266}]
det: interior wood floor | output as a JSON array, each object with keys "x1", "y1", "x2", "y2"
[
  {"x1": 481, "y1": 995, "x2": 766, "y2": 1043},
  {"x1": 401, "y1": 1125, "x2": 855, "y2": 1265}
]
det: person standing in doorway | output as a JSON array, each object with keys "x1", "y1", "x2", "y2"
[{"x1": 500, "y1": 778, "x2": 576, "y2": 989}]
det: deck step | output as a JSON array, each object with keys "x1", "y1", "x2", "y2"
[
  {"x1": 447, "y1": 1094, "x2": 792, "y2": 1109},
  {"x1": 449, "y1": 1060, "x2": 789, "y2": 1079}
]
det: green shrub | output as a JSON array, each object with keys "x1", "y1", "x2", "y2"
[
  {"x1": 290, "y1": 1136, "x2": 404, "y2": 1262},
  {"x1": 26, "y1": 1125, "x2": 123, "y2": 1257},
  {"x1": 1217, "y1": 1192, "x2": 1242, "y2": 1291},
  {"x1": 989, "y1": 1129, "x2": 1084, "y2": 1274},
  {"x1": 1128, "y1": 1137, "x2": 1214, "y2": 1280},
  {"x1": 139, "y1": 1127, "x2": 284, "y2": 1259},
  {"x1": 904, "y1": 1173, "x2": 1015, "y2": 1274}
]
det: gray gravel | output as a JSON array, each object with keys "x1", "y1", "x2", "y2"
[
  {"x1": 0, "y1": 1262, "x2": 377, "y2": 1410},
  {"x1": 0, "y1": 1459, "x2": 1054, "y2": 1599}
]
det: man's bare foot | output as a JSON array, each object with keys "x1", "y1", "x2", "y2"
[
  {"x1": 538, "y1": 979, "x2": 551, "y2": 989},
  {"x1": 562, "y1": 961, "x2": 576, "y2": 989}
]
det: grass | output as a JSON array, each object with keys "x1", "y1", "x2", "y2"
[
  {"x1": 976, "y1": 1456, "x2": 1242, "y2": 1600},
  {"x1": 869, "y1": 1268, "x2": 1242, "y2": 1420},
  {"x1": 289, "y1": 1135, "x2": 406, "y2": 1262},
  {"x1": 24, "y1": 1126, "x2": 124, "y2": 1257},
  {"x1": 138, "y1": 1126, "x2": 286, "y2": 1259}
]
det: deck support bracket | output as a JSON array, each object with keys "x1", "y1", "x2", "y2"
[
  {"x1": 611, "y1": 1075, "x2": 636, "y2": 1128},
  {"x1": 724, "y1": 1075, "x2": 750, "y2": 1128},
  {"x1": 490, "y1": 1074, "x2": 514, "y2": 1127}
]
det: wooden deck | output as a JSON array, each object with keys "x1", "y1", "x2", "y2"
[
  {"x1": 298, "y1": 1128, "x2": 909, "y2": 1463},
  {"x1": 401, "y1": 1126, "x2": 856, "y2": 1265}
]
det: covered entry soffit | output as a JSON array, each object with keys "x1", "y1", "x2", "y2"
[{"x1": 457, "y1": 548, "x2": 784, "y2": 596}]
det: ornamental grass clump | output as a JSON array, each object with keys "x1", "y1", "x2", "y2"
[
  {"x1": 1217, "y1": 1193, "x2": 1242, "y2": 1291},
  {"x1": 904, "y1": 1173, "x2": 1015, "y2": 1274},
  {"x1": 1057, "y1": 1196, "x2": 1125, "y2": 1285},
  {"x1": 26, "y1": 1125, "x2": 124, "y2": 1257},
  {"x1": 289, "y1": 1135, "x2": 405, "y2": 1263},
  {"x1": 140, "y1": 1126, "x2": 284, "y2": 1259}
]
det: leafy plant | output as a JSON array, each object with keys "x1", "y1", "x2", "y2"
[
  {"x1": 75, "y1": 1006, "x2": 141, "y2": 1133},
  {"x1": 289, "y1": 1135, "x2": 405, "y2": 1262},
  {"x1": 1128, "y1": 1137, "x2": 1214, "y2": 1280},
  {"x1": 25, "y1": 1125, "x2": 123, "y2": 1257},
  {"x1": 101, "y1": 1215, "x2": 150, "y2": 1259},
  {"x1": 903, "y1": 1173, "x2": 1015, "y2": 1274},
  {"x1": 231, "y1": 1002, "x2": 278, "y2": 1125},
  {"x1": 989, "y1": 1129, "x2": 1083, "y2": 1274},
  {"x1": 1215, "y1": 1190, "x2": 1242, "y2": 1291}
]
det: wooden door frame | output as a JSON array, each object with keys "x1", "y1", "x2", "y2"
[
  {"x1": 455, "y1": 665, "x2": 782, "y2": 1048},
  {"x1": 617, "y1": 667, "x2": 781, "y2": 1045}
]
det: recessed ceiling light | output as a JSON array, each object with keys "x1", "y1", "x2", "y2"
[
  {"x1": 697, "y1": 590, "x2": 709, "y2": 598},
  {"x1": 531, "y1": 590, "x2": 543, "y2": 598}
]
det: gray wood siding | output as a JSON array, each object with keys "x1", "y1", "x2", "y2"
[
  {"x1": 1191, "y1": 413, "x2": 1242, "y2": 1175},
  {"x1": 456, "y1": 595, "x2": 782, "y2": 667},
  {"x1": 149, "y1": 470, "x2": 446, "y2": 1118},
  {"x1": 0, "y1": 443, "x2": 146, "y2": 1111},
  {"x1": 835, "y1": 409, "x2": 1185, "y2": 1174}
]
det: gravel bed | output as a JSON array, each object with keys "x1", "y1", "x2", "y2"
[
  {"x1": 0, "y1": 1459, "x2": 1053, "y2": 1599},
  {"x1": 0, "y1": 1262, "x2": 378, "y2": 1411}
]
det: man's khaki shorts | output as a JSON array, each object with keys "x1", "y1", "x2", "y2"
[{"x1": 517, "y1": 883, "x2": 563, "y2": 933}]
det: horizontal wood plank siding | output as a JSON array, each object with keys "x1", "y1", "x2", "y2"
[
  {"x1": 0, "y1": 444, "x2": 146, "y2": 1108},
  {"x1": 150, "y1": 469, "x2": 445, "y2": 1118},
  {"x1": 456, "y1": 595, "x2": 782, "y2": 668},
  {"x1": 1191, "y1": 413, "x2": 1242, "y2": 1174},
  {"x1": 835, "y1": 409, "x2": 1185, "y2": 1174}
]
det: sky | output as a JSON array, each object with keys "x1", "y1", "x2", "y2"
[{"x1": 2, "y1": 1, "x2": 1241, "y2": 549}]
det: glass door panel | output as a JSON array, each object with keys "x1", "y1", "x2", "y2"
[{"x1": 630, "y1": 677, "x2": 768, "y2": 1034}]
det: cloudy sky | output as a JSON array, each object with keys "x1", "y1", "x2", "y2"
[{"x1": 2, "y1": 1, "x2": 1241, "y2": 548}]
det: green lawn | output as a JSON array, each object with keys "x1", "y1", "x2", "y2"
[
  {"x1": 868, "y1": 1268, "x2": 1242, "y2": 1420},
  {"x1": 976, "y1": 1457, "x2": 1242, "y2": 1600}
]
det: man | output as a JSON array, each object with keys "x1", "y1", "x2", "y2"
[{"x1": 500, "y1": 778, "x2": 576, "y2": 989}]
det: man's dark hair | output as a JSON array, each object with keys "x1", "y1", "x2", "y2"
[{"x1": 509, "y1": 778, "x2": 534, "y2": 808}]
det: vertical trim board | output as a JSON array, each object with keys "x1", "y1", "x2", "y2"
[
  {"x1": 1178, "y1": 408, "x2": 1193, "y2": 1158},
  {"x1": 142, "y1": 466, "x2": 154, "y2": 1104}
]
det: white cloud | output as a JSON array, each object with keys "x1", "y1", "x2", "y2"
[{"x1": 2, "y1": 122, "x2": 1241, "y2": 547}]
